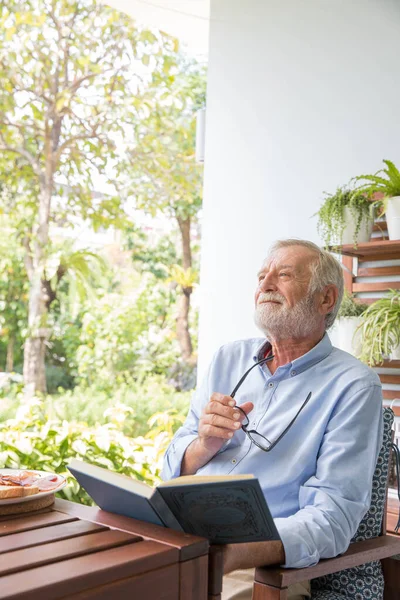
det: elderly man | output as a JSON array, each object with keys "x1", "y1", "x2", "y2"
[{"x1": 161, "y1": 239, "x2": 383, "y2": 600}]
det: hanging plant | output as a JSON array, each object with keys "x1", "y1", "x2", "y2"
[{"x1": 316, "y1": 187, "x2": 373, "y2": 248}]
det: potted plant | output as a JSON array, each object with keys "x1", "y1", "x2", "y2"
[
  {"x1": 329, "y1": 292, "x2": 368, "y2": 356},
  {"x1": 354, "y1": 159, "x2": 400, "y2": 240},
  {"x1": 357, "y1": 290, "x2": 400, "y2": 366},
  {"x1": 316, "y1": 187, "x2": 374, "y2": 248}
]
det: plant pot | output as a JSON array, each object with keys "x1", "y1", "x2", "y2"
[
  {"x1": 390, "y1": 344, "x2": 400, "y2": 360},
  {"x1": 385, "y1": 196, "x2": 400, "y2": 241},
  {"x1": 340, "y1": 207, "x2": 373, "y2": 245},
  {"x1": 329, "y1": 316, "x2": 363, "y2": 357}
]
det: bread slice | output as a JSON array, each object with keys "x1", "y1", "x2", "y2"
[{"x1": 0, "y1": 484, "x2": 39, "y2": 499}]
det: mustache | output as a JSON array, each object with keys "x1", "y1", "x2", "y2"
[{"x1": 257, "y1": 292, "x2": 285, "y2": 304}]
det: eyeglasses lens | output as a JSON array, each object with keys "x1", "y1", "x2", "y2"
[{"x1": 247, "y1": 430, "x2": 271, "y2": 449}]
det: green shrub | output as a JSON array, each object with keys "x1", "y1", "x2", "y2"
[
  {"x1": 74, "y1": 283, "x2": 183, "y2": 390},
  {"x1": 0, "y1": 393, "x2": 188, "y2": 505},
  {"x1": 45, "y1": 376, "x2": 191, "y2": 438},
  {"x1": 45, "y1": 365, "x2": 75, "y2": 394}
]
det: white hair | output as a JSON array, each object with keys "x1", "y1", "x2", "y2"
[{"x1": 268, "y1": 239, "x2": 344, "y2": 329}]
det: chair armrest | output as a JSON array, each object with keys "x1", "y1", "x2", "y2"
[{"x1": 254, "y1": 535, "x2": 400, "y2": 589}]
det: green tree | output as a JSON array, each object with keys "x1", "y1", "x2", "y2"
[
  {"x1": 126, "y1": 58, "x2": 206, "y2": 363},
  {"x1": 0, "y1": 0, "x2": 176, "y2": 394}
]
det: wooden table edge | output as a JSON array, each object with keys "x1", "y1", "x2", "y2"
[{"x1": 54, "y1": 498, "x2": 209, "y2": 562}]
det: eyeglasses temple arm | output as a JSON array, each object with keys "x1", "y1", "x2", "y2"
[
  {"x1": 267, "y1": 391, "x2": 312, "y2": 452},
  {"x1": 230, "y1": 355, "x2": 275, "y2": 399}
]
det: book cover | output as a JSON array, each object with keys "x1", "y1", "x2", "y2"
[
  {"x1": 68, "y1": 459, "x2": 166, "y2": 527},
  {"x1": 68, "y1": 459, "x2": 280, "y2": 544},
  {"x1": 157, "y1": 479, "x2": 280, "y2": 544}
]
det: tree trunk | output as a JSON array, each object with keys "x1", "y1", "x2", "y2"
[
  {"x1": 5, "y1": 335, "x2": 14, "y2": 372},
  {"x1": 176, "y1": 216, "x2": 194, "y2": 363},
  {"x1": 23, "y1": 276, "x2": 49, "y2": 395},
  {"x1": 176, "y1": 287, "x2": 193, "y2": 361},
  {"x1": 23, "y1": 184, "x2": 53, "y2": 396}
]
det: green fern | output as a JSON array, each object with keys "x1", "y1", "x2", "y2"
[{"x1": 354, "y1": 159, "x2": 400, "y2": 212}]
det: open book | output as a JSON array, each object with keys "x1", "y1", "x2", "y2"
[{"x1": 68, "y1": 459, "x2": 280, "y2": 544}]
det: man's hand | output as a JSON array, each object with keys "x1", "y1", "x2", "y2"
[
  {"x1": 198, "y1": 392, "x2": 254, "y2": 455},
  {"x1": 180, "y1": 393, "x2": 254, "y2": 475}
]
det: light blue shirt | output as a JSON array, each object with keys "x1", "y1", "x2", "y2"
[{"x1": 161, "y1": 334, "x2": 383, "y2": 569}]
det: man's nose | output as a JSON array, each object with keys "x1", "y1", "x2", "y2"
[{"x1": 258, "y1": 273, "x2": 277, "y2": 292}]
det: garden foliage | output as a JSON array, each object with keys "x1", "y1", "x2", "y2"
[{"x1": 0, "y1": 387, "x2": 189, "y2": 504}]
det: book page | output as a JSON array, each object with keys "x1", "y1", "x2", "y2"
[
  {"x1": 68, "y1": 459, "x2": 153, "y2": 497},
  {"x1": 159, "y1": 474, "x2": 254, "y2": 487}
]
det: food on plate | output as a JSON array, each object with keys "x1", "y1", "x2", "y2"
[
  {"x1": 0, "y1": 470, "x2": 62, "y2": 499},
  {"x1": 0, "y1": 484, "x2": 39, "y2": 499},
  {"x1": 0, "y1": 471, "x2": 39, "y2": 487},
  {"x1": 36, "y1": 475, "x2": 62, "y2": 491}
]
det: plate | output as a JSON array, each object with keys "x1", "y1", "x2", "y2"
[{"x1": 0, "y1": 469, "x2": 66, "y2": 505}]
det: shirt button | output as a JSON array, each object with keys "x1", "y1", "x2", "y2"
[
  {"x1": 291, "y1": 370, "x2": 297, "y2": 377},
  {"x1": 231, "y1": 458, "x2": 237, "y2": 464},
  {"x1": 268, "y1": 382, "x2": 274, "y2": 388}
]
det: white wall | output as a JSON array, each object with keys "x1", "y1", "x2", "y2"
[{"x1": 198, "y1": 0, "x2": 400, "y2": 377}]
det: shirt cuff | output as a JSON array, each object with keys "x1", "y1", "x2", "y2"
[
  {"x1": 160, "y1": 434, "x2": 198, "y2": 480},
  {"x1": 274, "y1": 517, "x2": 319, "y2": 569}
]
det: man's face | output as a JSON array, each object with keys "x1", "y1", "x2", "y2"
[{"x1": 254, "y1": 246, "x2": 323, "y2": 339}]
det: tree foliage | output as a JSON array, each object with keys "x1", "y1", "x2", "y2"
[
  {"x1": 125, "y1": 57, "x2": 206, "y2": 363},
  {"x1": 0, "y1": 0, "x2": 178, "y2": 392},
  {"x1": 129, "y1": 57, "x2": 206, "y2": 221}
]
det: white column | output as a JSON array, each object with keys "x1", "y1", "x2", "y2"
[{"x1": 198, "y1": 0, "x2": 400, "y2": 378}]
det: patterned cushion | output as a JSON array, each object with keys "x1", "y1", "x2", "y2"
[{"x1": 311, "y1": 407, "x2": 394, "y2": 600}]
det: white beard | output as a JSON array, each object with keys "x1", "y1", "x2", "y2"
[{"x1": 254, "y1": 292, "x2": 321, "y2": 340}]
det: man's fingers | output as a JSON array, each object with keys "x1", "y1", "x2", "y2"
[
  {"x1": 199, "y1": 394, "x2": 251, "y2": 444},
  {"x1": 200, "y1": 424, "x2": 236, "y2": 440},
  {"x1": 210, "y1": 392, "x2": 236, "y2": 407},
  {"x1": 202, "y1": 413, "x2": 242, "y2": 431},
  {"x1": 239, "y1": 401, "x2": 254, "y2": 416},
  {"x1": 205, "y1": 401, "x2": 241, "y2": 420}
]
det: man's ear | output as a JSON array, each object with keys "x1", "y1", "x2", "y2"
[{"x1": 318, "y1": 285, "x2": 338, "y2": 317}]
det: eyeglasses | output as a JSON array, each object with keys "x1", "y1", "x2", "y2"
[{"x1": 230, "y1": 355, "x2": 312, "y2": 452}]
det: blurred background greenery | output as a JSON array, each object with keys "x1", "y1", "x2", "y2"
[{"x1": 0, "y1": 0, "x2": 206, "y2": 501}]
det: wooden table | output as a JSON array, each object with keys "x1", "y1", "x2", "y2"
[{"x1": 0, "y1": 498, "x2": 209, "y2": 599}]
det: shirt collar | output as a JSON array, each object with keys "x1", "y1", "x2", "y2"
[{"x1": 253, "y1": 333, "x2": 332, "y2": 374}]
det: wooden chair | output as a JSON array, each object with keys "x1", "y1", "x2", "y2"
[{"x1": 208, "y1": 407, "x2": 400, "y2": 600}]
